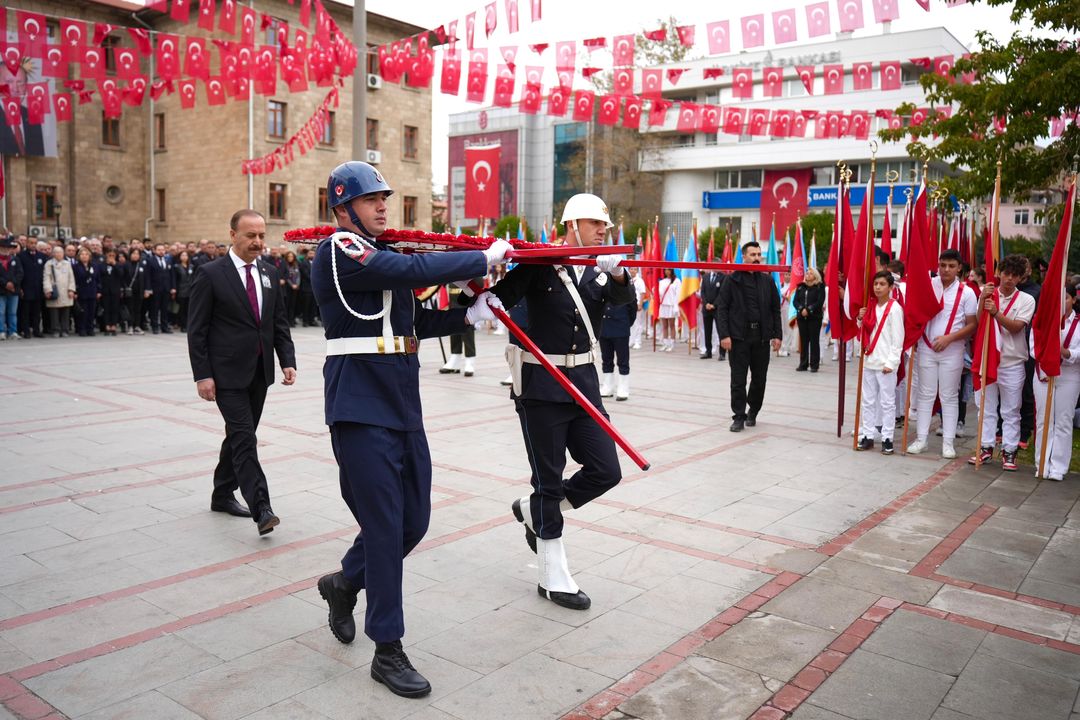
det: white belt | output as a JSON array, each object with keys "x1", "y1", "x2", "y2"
[
  {"x1": 326, "y1": 336, "x2": 418, "y2": 356},
  {"x1": 521, "y1": 349, "x2": 596, "y2": 368}
]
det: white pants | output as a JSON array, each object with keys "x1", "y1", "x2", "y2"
[
  {"x1": 630, "y1": 313, "x2": 645, "y2": 347},
  {"x1": 862, "y1": 368, "x2": 896, "y2": 442},
  {"x1": 916, "y1": 346, "x2": 964, "y2": 442},
  {"x1": 1034, "y1": 369, "x2": 1080, "y2": 478},
  {"x1": 974, "y1": 363, "x2": 1025, "y2": 451},
  {"x1": 894, "y1": 352, "x2": 910, "y2": 418},
  {"x1": 781, "y1": 318, "x2": 799, "y2": 354}
]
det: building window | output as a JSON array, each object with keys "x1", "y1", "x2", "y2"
[
  {"x1": 812, "y1": 166, "x2": 834, "y2": 186},
  {"x1": 154, "y1": 112, "x2": 166, "y2": 150},
  {"x1": 1014, "y1": 208, "x2": 1029, "y2": 226},
  {"x1": 269, "y1": 183, "x2": 287, "y2": 219},
  {"x1": 403, "y1": 125, "x2": 419, "y2": 159},
  {"x1": 102, "y1": 112, "x2": 120, "y2": 146},
  {"x1": 403, "y1": 196, "x2": 418, "y2": 227},
  {"x1": 317, "y1": 187, "x2": 332, "y2": 222},
  {"x1": 102, "y1": 35, "x2": 120, "y2": 74},
  {"x1": 366, "y1": 44, "x2": 379, "y2": 76},
  {"x1": 265, "y1": 17, "x2": 285, "y2": 47},
  {"x1": 367, "y1": 118, "x2": 379, "y2": 150},
  {"x1": 155, "y1": 188, "x2": 166, "y2": 222},
  {"x1": 1033, "y1": 211, "x2": 1046, "y2": 226},
  {"x1": 320, "y1": 111, "x2": 335, "y2": 146},
  {"x1": 267, "y1": 100, "x2": 286, "y2": 139},
  {"x1": 34, "y1": 185, "x2": 58, "y2": 222}
]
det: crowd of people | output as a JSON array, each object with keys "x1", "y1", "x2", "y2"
[{"x1": 0, "y1": 232, "x2": 320, "y2": 340}]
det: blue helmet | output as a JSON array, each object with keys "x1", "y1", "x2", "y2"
[{"x1": 327, "y1": 161, "x2": 393, "y2": 209}]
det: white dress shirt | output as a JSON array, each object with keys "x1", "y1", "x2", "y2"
[{"x1": 229, "y1": 248, "x2": 262, "y2": 319}]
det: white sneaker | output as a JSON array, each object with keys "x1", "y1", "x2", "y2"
[
  {"x1": 955, "y1": 421, "x2": 966, "y2": 438},
  {"x1": 907, "y1": 438, "x2": 928, "y2": 454},
  {"x1": 778, "y1": 350, "x2": 790, "y2": 357},
  {"x1": 942, "y1": 441, "x2": 956, "y2": 459},
  {"x1": 631, "y1": 342, "x2": 641, "y2": 350}
]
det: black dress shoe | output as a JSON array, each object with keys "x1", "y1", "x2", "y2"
[
  {"x1": 371, "y1": 641, "x2": 431, "y2": 698},
  {"x1": 537, "y1": 584, "x2": 591, "y2": 610},
  {"x1": 256, "y1": 508, "x2": 280, "y2": 535},
  {"x1": 511, "y1": 499, "x2": 538, "y2": 554},
  {"x1": 796, "y1": 365, "x2": 808, "y2": 371},
  {"x1": 746, "y1": 415, "x2": 757, "y2": 427},
  {"x1": 810, "y1": 366, "x2": 819, "y2": 373},
  {"x1": 730, "y1": 418, "x2": 745, "y2": 432},
  {"x1": 210, "y1": 497, "x2": 252, "y2": 518},
  {"x1": 699, "y1": 352, "x2": 712, "y2": 359},
  {"x1": 162, "y1": 328, "x2": 173, "y2": 334},
  {"x1": 317, "y1": 572, "x2": 358, "y2": 644}
]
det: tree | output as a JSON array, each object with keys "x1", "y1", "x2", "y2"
[
  {"x1": 878, "y1": 1, "x2": 1079, "y2": 202},
  {"x1": 492, "y1": 215, "x2": 535, "y2": 242},
  {"x1": 800, "y1": 212, "x2": 836, "y2": 270}
]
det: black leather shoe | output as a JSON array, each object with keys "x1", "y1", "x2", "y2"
[
  {"x1": 511, "y1": 499, "x2": 538, "y2": 554},
  {"x1": 162, "y1": 328, "x2": 173, "y2": 334},
  {"x1": 796, "y1": 365, "x2": 808, "y2": 372},
  {"x1": 699, "y1": 352, "x2": 712, "y2": 359},
  {"x1": 730, "y1": 418, "x2": 745, "y2": 432},
  {"x1": 210, "y1": 496, "x2": 252, "y2": 518},
  {"x1": 537, "y1": 584, "x2": 591, "y2": 610},
  {"x1": 371, "y1": 641, "x2": 431, "y2": 698},
  {"x1": 256, "y1": 508, "x2": 280, "y2": 535},
  {"x1": 746, "y1": 415, "x2": 757, "y2": 427},
  {"x1": 317, "y1": 572, "x2": 358, "y2": 644}
]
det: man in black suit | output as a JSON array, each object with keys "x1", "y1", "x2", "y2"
[
  {"x1": 146, "y1": 243, "x2": 174, "y2": 333},
  {"x1": 187, "y1": 209, "x2": 297, "y2": 536},
  {"x1": 700, "y1": 270, "x2": 726, "y2": 360}
]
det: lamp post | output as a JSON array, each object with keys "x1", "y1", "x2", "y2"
[{"x1": 54, "y1": 202, "x2": 62, "y2": 242}]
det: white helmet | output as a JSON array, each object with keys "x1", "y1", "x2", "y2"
[{"x1": 561, "y1": 193, "x2": 613, "y2": 228}]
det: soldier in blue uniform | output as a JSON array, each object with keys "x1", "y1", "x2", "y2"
[
  {"x1": 598, "y1": 293, "x2": 636, "y2": 401},
  {"x1": 310, "y1": 162, "x2": 510, "y2": 699},
  {"x1": 490, "y1": 193, "x2": 634, "y2": 611}
]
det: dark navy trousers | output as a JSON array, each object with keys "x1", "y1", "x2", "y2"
[{"x1": 330, "y1": 422, "x2": 431, "y2": 643}]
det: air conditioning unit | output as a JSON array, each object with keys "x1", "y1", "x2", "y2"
[
  {"x1": 58, "y1": 227, "x2": 72, "y2": 240},
  {"x1": 366, "y1": 149, "x2": 382, "y2": 164},
  {"x1": 367, "y1": 74, "x2": 382, "y2": 90}
]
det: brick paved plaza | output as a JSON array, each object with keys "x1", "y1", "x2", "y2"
[{"x1": 2, "y1": 329, "x2": 1079, "y2": 720}]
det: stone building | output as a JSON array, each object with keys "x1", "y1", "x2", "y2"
[{"x1": 1, "y1": 0, "x2": 432, "y2": 246}]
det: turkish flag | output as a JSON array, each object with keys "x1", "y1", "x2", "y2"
[
  {"x1": 530, "y1": 0, "x2": 542, "y2": 21},
  {"x1": 762, "y1": 67, "x2": 783, "y2": 97},
  {"x1": 484, "y1": 2, "x2": 497, "y2": 37},
  {"x1": 156, "y1": 34, "x2": 181, "y2": 81},
  {"x1": 823, "y1": 64, "x2": 844, "y2": 94},
  {"x1": 2, "y1": 97, "x2": 21, "y2": 127},
  {"x1": 850, "y1": 110, "x2": 870, "y2": 139},
  {"x1": 206, "y1": 77, "x2": 227, "y2": 105},
  {"x1": 239, "y1": 6, "x2": 257, "y2": 46},
  {"x1": 465, "y1": 145, "x2": 501, "y2": 219},
  {"x1": 124, "y1": 77, "x2": 147, "y2": 106},
  {"x1": 465, "y1": 62, "x2": 487, "y2": 103},
  {"x1": 93, "y1": 22, "x2": 116, "y2": 46},
  {"x1": 220, "y1": 0, "x2": 237, "y2": 34},
  {"x1": 837, "y1": 0, "x2": 865, "y2": 32},
  {"x1": 806, "y1": 1, "x2": 831, "y2": 37},
  {"x1": 732, "y1": 67, "x2": 753, "y2": 99},
  {"x1": 299, "y1": 0, "x2": 311, "y2": 28},
  {"x1": 761, "y1": 169, "x2": 811, "y2": 241},
  {"x1": 500, "y1": 45, "x2": 518, "y2": 66},
  {"x1": 572, "y1": 89, "x2": 595, "y2": 121},
  {"x1": 493, "y1": 66, "x2": 514, "y2": 107},
  {"x1": 612, "y1": 67, "x2": 633, "y2": 96},
  {"x1": 505, "y1": 0, "x2": 519, "y2": 33},
  {"x1": 640, "y1": 68, "x2": 663, "y2": 99},
  {"x1": 16, "y1": 11, "x2": 47, "y2": 56},
  {"x1": 704, "y1": 67, "x2": 723, "y2": 80},
  {"x1": 741, "y1": 14, "x2": 765, "y2": 48},
  {"x1": 934, "y1": 54, "x2": 955, "y2": 82},
  {"x1": 520, "y1": 81, "x2": 541, "y2": 113},
  {"x1": 1031, "y1": 181, "x2": 1075, "y2": 379},
  {"x1": 115, "y1": 47, "x2": 140, "y2": 80},
  {"x1": 676, "y1": 25, "x2": 695, "y2": 46},
  {"x1": 128, "y1": 28, "x2": 152, "y2": 57},
  {"x1": 612, "y1": 34, "x2": 635, "y2": 67},
  {"x1": 42, "y1": 47, "x2": 67, "y2": 78},
  {"x1": 597, "y1": 95, "x2": 620, "y2": 126},
  {"x1": 773, "y1": 9, "x2": 798, "y2": 43},
  {"x1": 53, "y1": 92, "x2": 73, "y2": 122},
  {"x1": 791, "y1": 112, "x2": 809, "y2": 137},
  {"x1": 81, "y1": 46, "x2": 106, "y2": 81},
  {"x1": 700, "y1": 104, "x2": 721, "y2": 133},
  {"x1": 255, "y1": 46, "x2": 278, "y2": 95},
  {"x1": 101, "y1": 86, "x2": 123, "y2": 119},
  {"x1": 872, "y1": 0, "x2": 900, "y2": 22},
  {"x1": 852, "y1": 62, "x2": 872, "y2": 90},
  {"x1": 26, "y1": 84, "x2": 49, "y2": 124},
  {"x1": 748, "y1": 109, "x2": 770, "y2": 135},
  {"x1": 283, "y1": 54, "x2": 309, "y2": 92},
  {"x1": 193, "y1": 0, "x2": 215, "y2": 31},
  {"x1": 880, "y1": 60, "x2": 901, "y2": 90},
  {"x1": 555, "y1": 41, "x2": 575, "y2": 71},
  {"x1": 178, "y1": 78, "x2": 197, "y2": 109},
  {"x1": 676, "y1": 102, "x2": 700, "y2": 133},
  {"x1": 149, "y1": 80, "x2": 171, "y2": 101},
  {"x1": 723, "y1": 107, "x2": 746, "y2": 135},
  {"x1": 548, "y1": 85, "x2": 569, "y2": 116},
  {"x1": 648, "y1": 99, "x2": 672, "y2": 127},
  {"x1": 60, "y1": 20, "x2": 88, "y2": 63},
  {"x1": 644, "y1": 27, "x2": 666, "y2": 42},
  {"x1": 797, "y1": 65, "x2": 815, "y2": 94},
  {"x1": 706, "y1": 21, "x2": 731, "y2": 54},
  {"x1": 825, "y1": 111, "x2": 843, "y2": 137},
  {"x1": 171, "y1": 0, "x2": 191, "y2": 24},
  {"x1": 623, "y1": 97, "x2": 643, "y2": 129},
  {"x1": 771, "y1": 110, "x2": 794, "y2": 137},
  {"x1": 185, "y1": 37, "x2": 209, "y2": 79},
  {"x1": 1, "y1": 42, "x2": 23, "y2": 76}
]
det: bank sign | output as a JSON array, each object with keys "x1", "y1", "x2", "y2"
[{"x1": 703, "y1": 184, "x2": 918, "y2": 210}]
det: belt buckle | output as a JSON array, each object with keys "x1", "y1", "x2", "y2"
[
  {"x1": 405, "y1": 336, "x2": 418, "y2": 353},
  {"x1": 565, "y1": 353, "x2": 577, "y2": 369},
  {"x1": 376, "y1": 336, "x2": 386, "y2": 353}
]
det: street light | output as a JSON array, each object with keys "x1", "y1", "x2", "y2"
[{"x1": 54, "y1": 201, "x2": 62, "y2": 242}]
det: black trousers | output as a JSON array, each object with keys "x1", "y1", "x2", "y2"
[
  {"x1": 702, "y1": 309, "x2": 717, "y2": 353},
  {"x1": 300, "y1": 292, "x2": 316, "y2": 326},
  {"x1": 212, "y1": 360, "x2": 271, "y2": 518},
  {"x1": 18, "y1": 296, "x2": 42, "y2": 335},
  {"x1": 600, "y1": 336, "x2": 630, "y2": 374},
  {"x1": 515, "y1": 399, "x2": 621, "y2": 539},
  {"x1": 1020, "y1": 356, "x2": 1036, "y2": 442},
  {"x1": 76, "y1": 298, "x2": 96, "y2": 335},
  {"x1": 150, "y1": 291, "x2": 169, "y2": 330},
  {"x1": 177, "y1": 295, "x2": 190, "y2": 330},
  {"x1": 729, "y1": 330, "x2": 771, "y2": 420},
  {"x1": 796, "y1": 314, "x2": 823, "y2": 369},
  {"x1": 449, "y1": 325, "x2": 475, "y2": 356},
  {"x1": 103, "y1": 292, "x2": 121, "y2": 326}
]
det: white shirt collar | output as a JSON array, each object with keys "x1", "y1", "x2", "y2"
[{"x1": 228, "y1": 248, "x2": 255, "y2": 270}]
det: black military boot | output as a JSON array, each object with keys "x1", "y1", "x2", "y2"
[
  {"x1": 371, "y1": 640, "x2": 431, "y2": 698},
  {"x1": 317, "y1": 572, "x2": 358, "y2": 644}
]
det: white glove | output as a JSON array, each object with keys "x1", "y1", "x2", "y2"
[
  {"x1": 483, "y1": 239, "x2": 513, "y2": 267},
  {"x1": 596, "y1": 254, "x2": 625, "y2": 277},
  {"x1": 465, "y1": 291, "x2": 505, "y2": 325}
]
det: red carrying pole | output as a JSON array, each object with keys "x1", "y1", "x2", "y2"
[{"x1": 491, "y1": 305, "x2": 651, "y2": 471}]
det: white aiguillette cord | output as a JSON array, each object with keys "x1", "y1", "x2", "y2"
[
  {"x1": 555, "y1": 265, "x2": 598, "y2": 352},
  {"x1": 328, "y1": 231, "x2": 393, "y2": 346}
]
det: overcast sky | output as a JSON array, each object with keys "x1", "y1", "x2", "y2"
[{"x1": 351, "y1": 0, "x2": 1040, "y2": 187}]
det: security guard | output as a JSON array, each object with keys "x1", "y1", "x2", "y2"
[
  {"x1": 491, "y1": 193, "x2": 634, "y2": 611},
  {"x1": 310, "y1": 162, "x2": 510, "y2": 698}
]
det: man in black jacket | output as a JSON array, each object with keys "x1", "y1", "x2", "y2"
[
  {"x1": 700, "y1": 270, "x2": 726, "y2": 360},
  {"x1": 0, "y1": 236, "x2": 24, "y2": 340},
  {"x1": 18, "y1": 238, "x2": 47, "y2": 337},
  {"x1": 146, "y1": 243, "x2": 175, "y2": 333},
  {"x1": 717, "y1": 241, "x2": 782, "y2": 432},
  {"x1": 187, "y1": 209, "x2": 297, "y2": 536}
]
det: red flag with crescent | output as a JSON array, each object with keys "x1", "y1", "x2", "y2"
[
  {"x1": 761, "y1": 168, "x2": 811, "y2": 244},
  {"x1": 464, "y1": 145, "x2": 501, "y2": 220}
]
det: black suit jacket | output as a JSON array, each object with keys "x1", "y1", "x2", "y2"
[
  {"x1": 716, "y1": 270, "x2": 782, "y2": 342},
  {"x1": 187, "y1": 255, "x2": 296, "y2": 389},
  {"x1": 147, "y1": 255, "x2": 174, "y2": 294}
]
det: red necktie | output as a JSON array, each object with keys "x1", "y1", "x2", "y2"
[{"x1": 244, "y1": 264, "x2": 261, "y2": 324}]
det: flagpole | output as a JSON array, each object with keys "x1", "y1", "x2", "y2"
[
  {"x1": 652, "y1": 216, "x2": 659, "y2": 353},
  {"x1": 901, "y1": 345, "x2": 917, "y2": 453},
  {"x1": 836, "y1": 162, "x2": 850, "y2": 439},
  {"x1": 852, "y1": 143, "x2": 878, "y2": 450},
  {"x1": 975, "y1": 159, "x2": 1003, "y2": 468}
]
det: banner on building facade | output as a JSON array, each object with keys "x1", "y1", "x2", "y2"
[
  {"x1": 761, "y1": 168, "x2": 812, "y2": 241},
  {"x1": 464, "y1": 144, "x2": 501, "y2": 220}
]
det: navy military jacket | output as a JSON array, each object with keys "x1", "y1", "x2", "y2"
[
  {"x1": 18, "y1": 250, "x2": 46, "y2": 300},
  {"x1": 491, "y1": 263, "x2": 634, "y2": 404},
  {"x1": 311, "y1": 232, "x2": 488, "y2": 431}
]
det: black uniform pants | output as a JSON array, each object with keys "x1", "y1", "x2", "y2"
[
  {"x1": 18, "y1": 296, "x2": 41, "y2": 335},
  {"x1": 212, "y1": 360, "x2": 271, "y2": 518},
  {"x1": 449, "y1": 326, "x2": 475, "y2": 356},
  {"x1": 300, "y1": 292, "x2": 316, "y2": 326},
  {"x1": 515, "y1": 399, "x2": 622, "y2": 539},
  {"x1": 796, "y1": 314, "x2": 823, "y2": 369},
  {"x1": 729, "y1": 328, "x2": 771, "y2": 420},
  {"x1": 702, "y1": 309, "x2": 717, "y2": 353},
  {"x1": 1020, "y1": 356, "x2": 1036, "y2": 442},
  {"x1": 150, "y1": 291, "x2": 169, "y2": 330},
  {"x1": 600, "y1": 336, "x2": 630, "y2": 375}
]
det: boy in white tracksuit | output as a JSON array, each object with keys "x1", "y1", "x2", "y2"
[
  {"x1": 969, "y1": 255, "x2": 1036, "y2": 471},
  {"x1": 857, "y1": 271, "x2": 905, "y2": 454},
  {"x1": 1033, "y1": 284, "x2": 1080, "y2": 481}
]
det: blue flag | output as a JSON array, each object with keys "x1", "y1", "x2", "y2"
[{"x1": 766, "y1": 225, "x2": 781, "y2": 296}]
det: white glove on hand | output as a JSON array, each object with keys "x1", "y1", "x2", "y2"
[
  {"x1": 483, "y1": 239, "x2": 513, "y2": 267},
  {"x1": 596, "y1": 254, "x2": 625, "y2": 277},
  {"x1": 465, "y1": 291, "x2": 505, "y2": 325}
]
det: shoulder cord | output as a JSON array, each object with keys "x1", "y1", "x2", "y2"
[
  {"x1": 328, "y1": 231, "x2": 394, "y2": 345},
  {"x1": 555, "y1": 265, "x2": 599, "y2": 352}
]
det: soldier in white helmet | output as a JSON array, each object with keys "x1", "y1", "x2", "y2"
[{"x1": 489, "y1": 193, "x2": 634, "y2": 610}]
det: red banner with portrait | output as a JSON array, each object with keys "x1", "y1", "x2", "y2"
[
  {"x1": 761, "y1": 168, "x2": 812, "y2": 242},
  {"x1": 464, "y1": 144, "x2": 501, "y2": 220}
]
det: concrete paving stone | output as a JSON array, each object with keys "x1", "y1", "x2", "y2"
[
  {"x1": 1, "y1": 594, "x2": 178, "y2": 662},
  {"x1": 860, "y1": 608, "x2": 984, "y2": 676},
  {"x1": 994, "y1": 504, "x2": 1071, "y2": 527},
  {"x1": 237, "y1": 698, "x2": 333, "y2": 719},
  {"x1": 618, "y1": 655, "x2": 774, "y2": 720},
  {"x1": 698, "y1": 500, "x2": 796, "y2": 532},
  {"x1": 25, "y1": 635, "x2": 221, "y2": 717},
  {"x1": 644, "y1": 485, "x2": 754, "y2": 519},
  {"x1": 160, "y1": 640, "x2": 351, "y2": 720},
  {"x1": 812, "y1": 648, "x2": 955, "y2": 720},
  {"x1": 977, "y1": 632, "x2": 1080, "y2": 681},
  {"x1": 841, "y1": 525, "x2": 945, "y2": 573},
  {"x1": 882, "y1": 508, "x2": 968, "y2": 536},
  {"x1": 981, "y1": 514, "x2": 1058, "y2": 539},
  {"x1": 1017, "y1": 577, "x2": 1080, "y2": 608},
  {"x1": 698, "y1": 614, "x2": 837, "y2": 682},
  {"x1": 75, "y1": 690, "x2": 203, "y2": 720},
  {"x1": 0, "y1": 636, "x2": 33, "y2": 674},
  {"x1": 586, "y1": 543, "x2": 703, "y2": 590},
  {"x1": 761, "y1": 577, "x2": 879, "y2": 633},
  {"x1": 587, "y1": 507, "x2": 667, "y2": 539},
  {"x1": 618, "y1": 574, "x2": 748, "y2": 633},
  {"x1": 937, "y1": 547, "x2": 1033, "y2": 592},
  {"x1": 928, "y1": 585, "x2": 1074, "y2": 641},
  {"x1": 294, "y1": 647, "x2": 481, "y2": 720},
  {"x1": 51, "y1": 504, "x2": 182, "y2": 540},
  {"x1": 24, "y1": 528, "x2": 165, "y2": 574},
  {"x1": 624, "y1": 513, "x2": 756, "y2": 556},
  {"x1": 432, "y1": 650, "x2": 611, "y2": 720},
  {"x1": 942, "y1": 653, "x2": 1079, "y2": 720},
  {"x1": 758, "y1": 521, "x2": 838, "y2": 545},
  {"x1": 246, "y1": 539, "x2": 352, "y2": 583},
  {"x1": 139, "y1": 564, "x2": 295, "y2": 617},
  {"x1": 407, "y1": 567, "x2": 534, "y2": 624},
  {"x1": 121, "y1": 533, "x2": 262, "y2": 578},
  {"x1": 293, "y1": 623, "x2": 375, "y2": 670},
  {"x1": 405, "y1": 540, "x2": 502, "y2": 584},
  {"x1": 0, "y1": 706, "x2": 15, "y2": 720},
  {"x1": 431, "y1": 496, "x2": 518, "y2": 531},
  {"x1": 539, "y1": 608, "x2": 686, "y2": 680},
  {"x1": 0, "y1": 525, "x2": 77, "y2": 558},
  {"x1": 963, "y1": 524, "x2": 1053, "y2": 564},
  {"x1": 680, "y1": 558, "x2": 774, "y2": 593},
  {"x1": 0, "y1": 558, "x2": 157, "y2": 613},
  {"x1": 0, "y1": 500, "x2": 94, "y2": 537},
  {"x1": 908, "y1": 491, "x2": 985, "y2": 518},
  {"x1": 791, "y1": 706, "x2": 858, "y2": 720},
  {"x1": 74, "y1": 484, "x2": 190, "y2": 514},
  {"x1": 810, "y1": 556, "x2": 942, "y2": 605},
  {"x1": 558, "y1": 527, "x2": 639, "y2": 557},
  {"x1": 972, "y1": 483, "x2": 1036, "y2": 510},
  {"x1": 176, "y1": 595, "x2": 326, "y2": 661},
  {"x1": 507, "y1": 572, "x2": 645, "y2": 629}
]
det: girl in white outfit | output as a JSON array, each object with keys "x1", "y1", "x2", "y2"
[
  {"x1": 1033, "y1": 283, "x2": 1080, "y2": 481},
  {"x1": 657, "y1": 269, "x2": 681, "y2": 352},
  {"x1": 857, "y1": 271, "x2": 905, "y2": 454}
]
